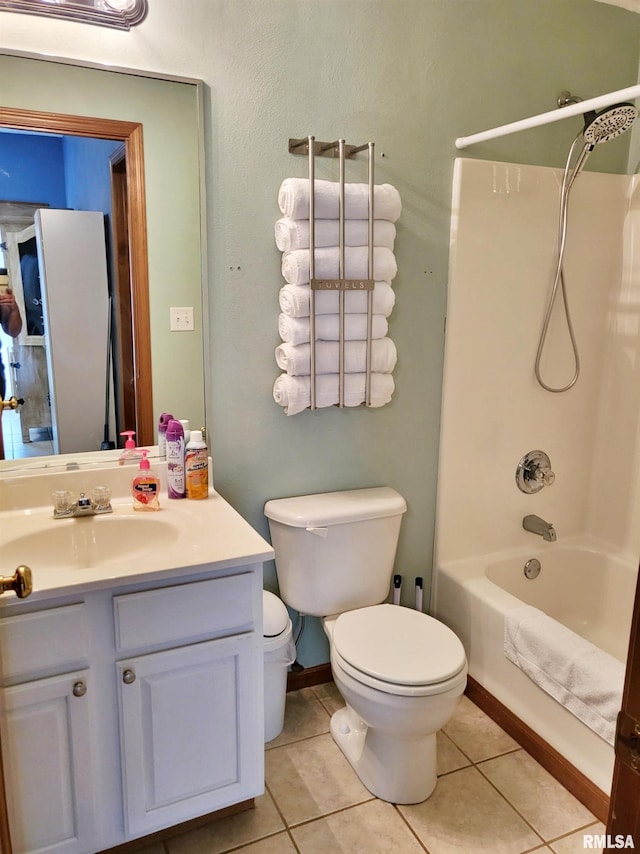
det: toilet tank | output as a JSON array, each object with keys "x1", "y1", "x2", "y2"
[{"x1": 264, "y1": 487, "x2": 407, "y2": 617}]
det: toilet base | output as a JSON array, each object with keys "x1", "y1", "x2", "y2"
[{"x1": 330, "y1": 705, "x2": 437, "y2": 804}]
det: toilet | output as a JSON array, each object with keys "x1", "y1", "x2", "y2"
[{"x1": 264, "y1": 486, "x2": 467, "y2": 804}]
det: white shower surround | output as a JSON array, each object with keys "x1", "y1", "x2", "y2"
[
  {"x1": 434, "y1": 156, "x2": 640, "y2": 793},
  {"x1": 438, "y1": 157, "x2": 640, "y2": 562}
]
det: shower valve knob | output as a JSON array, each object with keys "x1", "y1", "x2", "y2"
[
  {"x1": 516, "y1": 450, "x2": 555, "y2": 494},
  {"x1": 533, "y1": 466, "x2": 555, "y2": 487}
]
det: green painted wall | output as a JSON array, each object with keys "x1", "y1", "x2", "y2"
[{"x1": 1, "y1": 0, "x2": 639, "y2": 665}]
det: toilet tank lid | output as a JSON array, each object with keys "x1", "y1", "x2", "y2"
[{"x1": 264, "y1": 487, "x2": 406, "y2": 527}]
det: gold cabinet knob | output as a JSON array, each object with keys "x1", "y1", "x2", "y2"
[
  {"x1": 0, "y1": 566, "x2": 33, "y2": 599},
  {"x1": 73, "y1": 681, "x2": 87, "y2": 698}
]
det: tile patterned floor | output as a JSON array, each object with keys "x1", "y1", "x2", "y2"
[
  {"x1": 141, "y1": 687, "x2": 607, "y2": 854},
  {"x1": 1, "y1": 411, "x2": 53, "y2": 459}
]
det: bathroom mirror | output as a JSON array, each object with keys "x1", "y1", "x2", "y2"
[{"x1": 0, "y1": 52, "x2": 207, "y2": 470}]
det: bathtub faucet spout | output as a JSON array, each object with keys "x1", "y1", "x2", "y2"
[{"x1": 522, "y1": 514, "x2": 557, "y2": 542}]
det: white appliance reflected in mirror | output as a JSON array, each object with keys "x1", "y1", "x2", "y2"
[{"x1": 35, "y1": 209, "x2": 111, "y2": 455}]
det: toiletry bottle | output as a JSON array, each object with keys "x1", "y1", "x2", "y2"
[
  {"x1": 166, "y1": 418, "x2": 186, "y2": 499},
  {"x1": 158, "y1": 412, "x2": 174, "y2": 458},
  {"x1": 118, "y1": 430, "x2": 143, "y2": 465},
  {"x1": 179, "y1": 419, "x2": 191, "y2": 445},
  {"x1": 185, "y1": 430, "x2": 209, "y2": 500},
  {"x1": 132, "y1": 450, "x2": 160, "y2": 511}
]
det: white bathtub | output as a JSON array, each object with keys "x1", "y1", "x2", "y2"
[{"x1": 432, "y1": 538, "x2": 637, "y2": 794}]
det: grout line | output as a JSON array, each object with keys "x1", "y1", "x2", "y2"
[
  {"x1": 544, "y1": 818, "x2": 605, "y2": 846},
  {"x1": 281, "y1": 796, "x2": 376, "y2": 831},
  {"x1": 265, "y1": 728, "x2": 332, "y2": 751},
  {"x1": 392, "y1": 804, "x2": 432, "y2": 853}
]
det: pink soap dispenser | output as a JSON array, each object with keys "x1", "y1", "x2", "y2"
[
  {"x1": 131, "y1": 450, "x2": 161, "y2": 511},
  {"x1": 118, "y1": 430, "x2": 143, "y2": 465}
]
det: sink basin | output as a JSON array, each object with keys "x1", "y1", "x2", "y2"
[{"x1": 4, "y1": 514, "x2": 180, "y2": 570}]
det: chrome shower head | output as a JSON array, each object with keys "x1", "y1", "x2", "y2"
[{"x1": 583, "y1": 102, "x2": 638, "y2": 145}]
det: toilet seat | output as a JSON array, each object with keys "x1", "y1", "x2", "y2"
[{"x1": 331, "y1": 604, "x2": 467, "y2": 697}]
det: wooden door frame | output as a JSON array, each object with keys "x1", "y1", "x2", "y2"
[
  {"x1": 0, "y1": 106, "x2": 153, "y2": 446},
  {"x1": 607, "y1": 565, "x2": 640, "y2": 842}
]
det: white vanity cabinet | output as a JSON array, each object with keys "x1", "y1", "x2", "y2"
[
  {"x1": 0, "y1": 562, "x2": 266, "y2": 854},
  {"x1": 113, "y1": 572, "x2": 263, "y2": 837},
  {"x1": 0, "y1": 603, "x2": 96, "y2": 854}
]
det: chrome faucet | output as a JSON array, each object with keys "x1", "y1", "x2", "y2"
[
  {"x1": 52, "y1": 487, "x2": 113, "y2": 519},
  {"x1": 522, "y1": 514, "x2": 556, "y2": 542}
]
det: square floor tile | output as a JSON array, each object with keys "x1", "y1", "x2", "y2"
[
  {"x1": 266, "y1": 687, "x2": 331, "y2": 749},
  {"x1": 292, "y1": 799, "x2": 426, "y2": 853},
  {"x1": 265, "y1": 732, "x2": 372, "y2": 825},
  {"x1": 479, "y1": 750, "x2": 596, "y2": 841},
  {"x1": 166, "y1": 792, "x2": 284, "y2": 854},
  {"x1": 443, "y1": 695, "x2": 519, "y2": 762},
  {"x1": 398, "y1": 765, "x2": 543, "y2": 854}
]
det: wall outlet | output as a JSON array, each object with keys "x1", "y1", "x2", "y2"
[{"x1": 170, "y1": 307, "x2": 194, "y2": 331}]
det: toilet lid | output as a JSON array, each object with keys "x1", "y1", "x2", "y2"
[{"x1": 332, "y1": 604, "x2": 466, "y2": 687}]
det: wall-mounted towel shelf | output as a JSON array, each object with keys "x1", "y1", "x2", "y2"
[
  {"x1": 289, "y1": 137, "x2": 369, "y2": 159},
  {"x1": 273, "y1": 136, "x2": 401, "y2": 415}
]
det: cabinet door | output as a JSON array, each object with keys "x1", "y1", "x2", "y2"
[
  {"x1": 118, "y1": 633, "x2": 263, "y2": 837},
  {"x1": 1, "y1": 671, "x2": 95, "y2": 854}
]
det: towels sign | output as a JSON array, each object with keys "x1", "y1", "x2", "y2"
[{"x1": 311, "y1": 278, "x2": 374, "y2": 291}]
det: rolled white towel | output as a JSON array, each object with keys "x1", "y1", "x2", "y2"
[
  {"x1": 276, "y1": 338, "x2": 397, "y2": 376},
  {"x1": 278, "y1": 178, "x2": 402, "y2": 222},
  {"x1": 273, "y1": 372, "x2": 395, "y2": 416},
  {"x1": 274, "y1": 217, "x2": 396, "y2": 252},
  {"x1": 282, "y1": 246, "x2": 397, "y2": 285},
  {"x1": 278, "y1": 313, "x2": 388, "y2": 345},
  {"x1": 279, "y1": 281, "x2": 396, "y2": 318}
]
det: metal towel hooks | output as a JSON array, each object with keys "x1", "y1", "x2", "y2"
[{"x1": 289, "y1": 135, "x2": 376, "y2": 409}]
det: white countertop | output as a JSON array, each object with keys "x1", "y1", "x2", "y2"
[{"x1": 1, "y1": 462, "x2": 273, "y2": 601}]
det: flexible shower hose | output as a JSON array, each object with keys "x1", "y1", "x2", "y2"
[{"x1": 534, "y1": 132, "x2": 587, "y2": 393}]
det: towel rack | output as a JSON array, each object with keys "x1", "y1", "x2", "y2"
[{"x1": 289, "y1": 135, "x2": 375, "y2": 409}]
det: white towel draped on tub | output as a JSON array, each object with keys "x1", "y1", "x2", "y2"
[
  {"x1": 279, "y1": 281, "x2": 396, "y2": 318},
  {"x1": 276, "y1": 338, "x2": 397, "y2": 376},
  {"x1": 278, "y1": 313, "x2": 388, "y2": 346},
  {"x1": 504, "y1": 605, "x2": 624, "y2": 745},
  {"x1": 278, "y1": 178, "x2": 402, "y2": 222},
  {"x1": 282, "y1": 246, "x2": 397, "y2": 286},
  {"x1": 273, "y1": 372, "x2": 395, "y2": 416},
  {"x1": 274, "y1": 217, "x2": 397, "y2": 252}
]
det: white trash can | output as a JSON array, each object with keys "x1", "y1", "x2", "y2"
[{"x1": 263, "y1": 590, "x2": 296, "y2": 743}]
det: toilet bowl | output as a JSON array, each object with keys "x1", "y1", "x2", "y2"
[
  {"x1": 264, "y1": 487, "x2": 467, "y2": 804},
  {"x1": 324, "y1": 604, "x2": 467, "y2": 803}
]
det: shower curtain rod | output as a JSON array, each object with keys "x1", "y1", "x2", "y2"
[{"x1": 455, "y1": 83, "x2": 640, "y2": 149}]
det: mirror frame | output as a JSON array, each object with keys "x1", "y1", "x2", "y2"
[{"x1": 0, "y1": 105, "x2": 154, "y2": 446}]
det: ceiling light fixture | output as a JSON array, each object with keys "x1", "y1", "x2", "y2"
[{"x1": 0, "y1": 0, "x2": 147, "y2": 30}]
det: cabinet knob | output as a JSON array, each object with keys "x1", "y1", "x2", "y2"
[
  {"x1": 72, "y1": 681, "x2": 87, "y2": 697},
  {"x1": 0, "y1": 565, "x2": 33, "y2": 599},
  {"x1": 122, "y1": 669, "x2": 136, "y2": 685}
]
